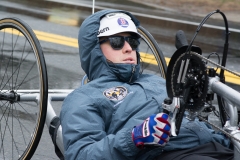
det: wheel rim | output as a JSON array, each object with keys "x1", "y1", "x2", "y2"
[
  {"x1": 0, "y1": 20, "x2": 47, "y2": 160},
  {"x1": 138, "y1": 26, "x2": 167, "y2": 78}
]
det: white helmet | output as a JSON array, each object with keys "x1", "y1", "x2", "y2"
[{"x1": 97, "y1": 12, "x2": 140, "y2": 37}]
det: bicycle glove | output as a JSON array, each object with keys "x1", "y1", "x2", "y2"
[{"x1": 132, "y1": 113, "x2": 171, "y2": 148}]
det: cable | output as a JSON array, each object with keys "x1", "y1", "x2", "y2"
[{"x1": 207, "y1": 52, "x2": 221, "y2": 71}]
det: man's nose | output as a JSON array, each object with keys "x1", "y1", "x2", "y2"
[{"x1": 122, "y1": 41, "x2": 133, "y2": 53}]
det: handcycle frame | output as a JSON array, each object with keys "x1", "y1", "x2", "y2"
[{"x1": 0, "y1": 10, "x2": 240, "y2": 160}]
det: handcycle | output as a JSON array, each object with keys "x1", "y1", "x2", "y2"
[{"x1": 0, "y1": 9, "x2": 240, "y2": 160}]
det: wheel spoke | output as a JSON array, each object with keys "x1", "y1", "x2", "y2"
[
  {"x1": 0, "y1": 48, "x2": 35, "y2": 91},
  {"x1": 14, "y1": 36, "x2": 27, "y2": 90}
]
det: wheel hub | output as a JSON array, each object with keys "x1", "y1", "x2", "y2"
[{"x1": 0, "y1": 90, "x2": 19, "y2": 103}]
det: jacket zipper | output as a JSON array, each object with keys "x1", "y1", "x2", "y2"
[{"x1": 129, "y1": 65, "x2": 136, "y2": 83}]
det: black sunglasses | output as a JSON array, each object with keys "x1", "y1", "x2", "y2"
[{"x1": 99, "y1": 36, "x2": 140, "y2": 50}]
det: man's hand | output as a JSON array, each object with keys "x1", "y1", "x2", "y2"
[{"x1": 132, "y1": 113, "x2": 171, "y2": 148}]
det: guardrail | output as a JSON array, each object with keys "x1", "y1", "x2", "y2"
[
  {"x1": 2, "y1": 0, "x2": 239, "y2": 55},
  {"x1": 135, "y1": 13, "x2": 240, "y2": 55}
]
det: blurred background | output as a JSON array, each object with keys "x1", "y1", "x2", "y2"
[{"x1": 0, "y1": 0, "x2": 240, "y2": 159}]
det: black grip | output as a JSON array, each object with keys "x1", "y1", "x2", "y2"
[
  {"x1": 175, "y1": 30, "x2": 188, "y2": 49},
  {"x1": 163, "y1": 109, "x2": 169, "y2": 115},
  {"x1": 175, "y1": 99, "x2": 185, "y2": 135},
  {"x1": 163, "y1": 98, "x2": 172, "y2": 114}
]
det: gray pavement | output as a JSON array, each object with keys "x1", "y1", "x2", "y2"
[{"x1": 2, "y1": 0, "x2": 240, "y2": 58}]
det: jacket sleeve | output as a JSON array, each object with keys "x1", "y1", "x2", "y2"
[
  {"x1": 163, "y1": 118, "x2": 231, "y2": 151},
  {"x1": 60, "y1": 90, "x2": 140, "y2": 160}
]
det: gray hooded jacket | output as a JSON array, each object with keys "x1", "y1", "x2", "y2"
[{"x1": 60, "y1": 9, "x2": 230, "y2": 160}]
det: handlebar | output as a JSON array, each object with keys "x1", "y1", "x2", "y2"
[{"x1": 175, "y1": 30, "x2": 188, "y2": 49}]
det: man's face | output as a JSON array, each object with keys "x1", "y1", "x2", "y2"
[{"x1": 100, "y1": 32, "x2": 137, "y2": 64}]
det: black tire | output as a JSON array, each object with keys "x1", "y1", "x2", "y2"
[
  {"x1": 137, "y1": 26, "x2": 167, "y2": 78},
  {"x1": 0, "y1": 18, "x2": 48, "y2": 159}
]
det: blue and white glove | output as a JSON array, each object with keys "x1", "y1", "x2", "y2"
[{"x1": 132, "y1": 113, "x2": 171, "y2": 148}]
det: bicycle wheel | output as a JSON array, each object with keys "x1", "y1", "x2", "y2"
[
  {"x1": 0, "y1": 18, "x2": 48, "y2": 159},
  {"x1": 137, "y1": 26, "x2": 167, "y2": 78}
]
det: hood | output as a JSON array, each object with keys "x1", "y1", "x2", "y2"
[{"x1": 78, "y1": 9, "x2": 141, "y2": 82}]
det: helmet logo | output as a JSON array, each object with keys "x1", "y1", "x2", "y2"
[
  {"x1": 117, "y1": 18, "x2": 129, "y2": 28},
  {"x1": 98, "y1": 27, "x2": 110, "y2": 36}
]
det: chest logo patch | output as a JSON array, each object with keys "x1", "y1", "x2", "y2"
[{"x1": 103, "y1": 86, "x2": 127, "y2": 101}]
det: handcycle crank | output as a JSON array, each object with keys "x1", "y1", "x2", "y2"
[{"x1": 162, "y1": 9, "x2": 240, "y2": 138}]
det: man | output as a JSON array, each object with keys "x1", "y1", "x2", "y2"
[{"x1": 60, "y1": 9, "x2": 233, "y2": 160}]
